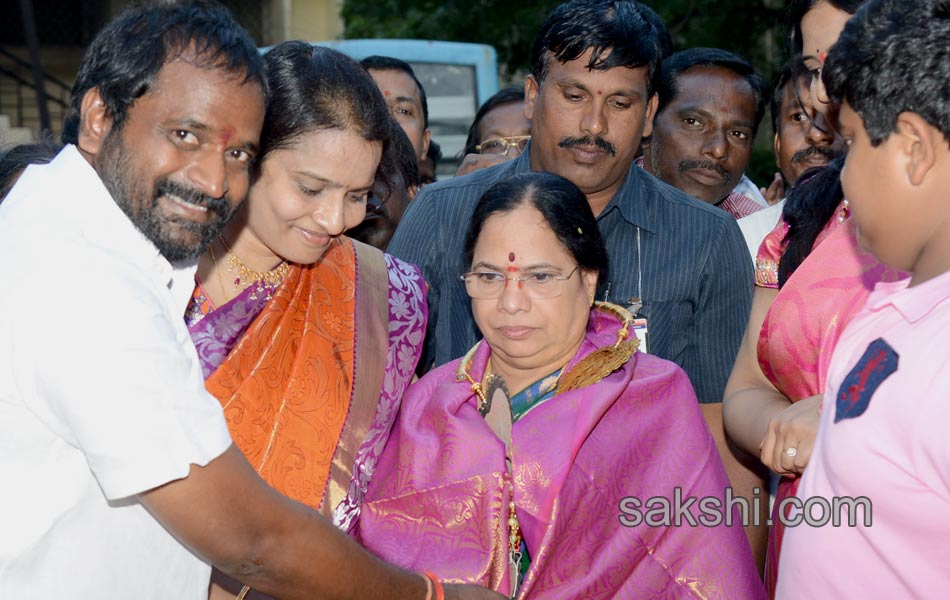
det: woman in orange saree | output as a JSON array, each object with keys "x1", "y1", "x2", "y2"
[{"x1": 183, "y1": 43, "x2": 427, "y2": 599}]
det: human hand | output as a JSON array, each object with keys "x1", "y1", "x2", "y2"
[
  {"x1": 444, "y1": 583, "x2": 507, "y2": 600},
  {"x1": 455, "y1": 153, "x2": 510, "y2": 177},
  {"x1": 758, "y1": 393, "x2": 822, "y2": 476},
  {"x1": 759, "y1": 172, "x2": 785, "y2": 206}
]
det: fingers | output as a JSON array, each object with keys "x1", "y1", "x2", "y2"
[
  {"x1": 764, "y1": 172, "x2": 785, "y2": 206},
  {"x1": 454, "y1": 153, "x2": 508, "y2": 177},
  {"x1": 761, "y1": 396, "x2": 822, "y2": 476}
]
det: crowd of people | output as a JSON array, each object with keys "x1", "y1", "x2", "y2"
[{"x1": 0, "y1": 0, "x2": 947, "y2": 599}]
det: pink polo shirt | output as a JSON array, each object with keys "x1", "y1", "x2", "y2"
[{"x1": 776, "y1": 268, "x2": 950, "y2": 598}]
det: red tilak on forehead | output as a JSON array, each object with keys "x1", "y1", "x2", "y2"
[
  {"x1": 217, "y1": 126, "x2": 235, "y2": 145},
  {"x1": 508, "y1": 252, "x2": 515, "y2": 262},
  {"x1": 819, "y1": 50, "x2": 827, "y2": 63},
  {"x1": 507, "y1": 266, "x2": 518, "y2": 272}
]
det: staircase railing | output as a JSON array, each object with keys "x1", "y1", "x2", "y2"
[{"x1": 0, "y1": 46, "x2": 71, "y2": 139}]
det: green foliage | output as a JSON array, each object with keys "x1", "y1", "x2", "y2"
[
  {"x1": 342, "y1": 0, "x2": 789, "y2": 81},
  {"x1": 342, "y1": 0, "x2": 561, "y2": 79}
]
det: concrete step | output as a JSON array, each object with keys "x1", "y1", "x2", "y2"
[{"x1": 0, "y1": 113, "x2": 35, "y2": 149}]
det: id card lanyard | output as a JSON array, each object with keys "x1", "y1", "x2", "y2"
[
  {"x1": 603, "y1": 227, "x2": 649, "y2": 353},
  {"x1": 626, "y1": 227, "x2": 649, "y2": 353}
]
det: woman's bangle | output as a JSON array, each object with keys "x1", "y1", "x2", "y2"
[{"x1": 422, "y1": 571, "x2": 444, "y2": 600}]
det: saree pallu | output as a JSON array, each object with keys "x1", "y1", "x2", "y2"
[
  {"x1": 755, "y1": 215, "x2": 900, "y2": 596},
  {"x1": 358, "y1": 309, "x2": 766, "y2": 599},
  {"x1": 187, "y1": 237, "x2": 427, "y2": 531}
]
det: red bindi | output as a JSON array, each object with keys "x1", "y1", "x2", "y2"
[
  {"x1": 508, "y1": 252, "x2": 515, "y2": 262},
  {"x1": 507, "y1": 266, "x2": 518, "y2": 273},
  {"x1": 818, "y1": 50, "x2": 827, "y2": 63}
]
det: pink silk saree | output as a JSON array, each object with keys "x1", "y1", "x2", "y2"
[
  {"x1": 358, "y1": 309, "x2": 766, "y2": 599},
  {"x1": 755, "y1": 214, "x2": 900, "y2": 596}
]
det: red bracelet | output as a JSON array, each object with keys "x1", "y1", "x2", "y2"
[{"x1": 423, "y1": 571, "x2": 444, "y2": 600}]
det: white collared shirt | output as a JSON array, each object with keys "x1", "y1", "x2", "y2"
[{"x1": 0, "y1": 145, "x2": 232, "y2": 598}]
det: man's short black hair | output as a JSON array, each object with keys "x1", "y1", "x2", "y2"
[
  {"x1": 62, "y1": 0, "x2": 267, "y2": 145},
  {"x1": 530, "y1": 0, "x2": 671, "y2": 96},
  {"x1": 360, "y1": 55, "x2": 429, "y2": 128},
  {"x1": 770, "y1": 56, "x2": 809, "y2": 134},
  {"x1": 824, "y1": 0, "x2": 950, "y2": 146},
  {"x1": 655, "y1": 47, "x2": 770, "y2": 136}
]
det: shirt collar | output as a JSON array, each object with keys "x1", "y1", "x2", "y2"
[
  {"x1": 864, "y1": 268, "x2": 950, "y2": 323},
  {"x1": 59, "y1": 144, "x2": 173, "y2": 287},
  {"x1": 521, "y1": 144, "x2": 657, "y2": 233}
]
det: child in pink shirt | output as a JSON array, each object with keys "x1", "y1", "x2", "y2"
[{"x1": 776, "y1": 1, "x2": 950, "y2": 597}]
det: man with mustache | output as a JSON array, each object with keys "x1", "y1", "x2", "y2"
[
  {"x1": 641, "y1": 48, "x2": 770, "y2": 220},
  {"x1": 0, "y1": 3, "x2": 502, "y2": 600},
  {"x1": 389, "y1": 0, "x2": 753, "y2": 411},
  {"x1": 737, "y1": 58, "x2": 846, "y2": 258}
]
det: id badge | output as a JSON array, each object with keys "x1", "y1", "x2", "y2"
[{"x1": 632, "y1": 318, "x2": 649, "y2": 354}]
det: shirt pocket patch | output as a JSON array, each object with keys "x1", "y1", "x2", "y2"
[{"x1": 835, "y1": 337, "x2": 899, "y2": 423}]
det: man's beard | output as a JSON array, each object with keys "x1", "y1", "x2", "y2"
[{"x1": 96, "y1": 129, "x2": 236, "y2": 262}]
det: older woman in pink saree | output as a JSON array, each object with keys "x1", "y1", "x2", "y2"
[{"x1": 357, "y1": 172, "x2": 765, "y2": 599}]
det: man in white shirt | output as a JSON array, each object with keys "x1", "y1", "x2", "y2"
[{"x1": 0, "y1": 3, "x2": 499, "y2": 600}]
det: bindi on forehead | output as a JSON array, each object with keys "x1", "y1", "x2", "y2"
[
  {"x1": 508, "y1": 252, "x2": 515, "y2": 262},
  {"x1": 818, "y1": 50, "x2": 827, "y2": 63}
]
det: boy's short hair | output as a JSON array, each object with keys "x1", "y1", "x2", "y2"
[{"x1": 824, "y1": 0, "x2": 950, "y2": 146}]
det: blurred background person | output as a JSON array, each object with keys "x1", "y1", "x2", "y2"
[{"x1": 456, "y1": 85, "x2": 531, "y2": 177}]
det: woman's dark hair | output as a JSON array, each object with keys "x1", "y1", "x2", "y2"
[
  {"x1": 62, "y1": 0, "x2": 266, "y2": 145},
  {"x1": 462, "y1": 86, "x2": 526, "y2": 156},
  {"x1": 462, "y1": 172, "x2": 609, "y2": 285},
  {"x1": 260, "y1": 42, "x2": 392, "y2": 168},
  {"x1": 0, "y1": 138, "x2": 61, "y2": 202},
  {"x1": 778, "y1": 156, "x2": 844, "y2": 287},
  {"x1": 788, "y1": 0, "x2": 865, "y2": 55}
]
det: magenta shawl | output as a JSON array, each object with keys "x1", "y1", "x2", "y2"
[{"x1": 358, "y1": 309, "x2": 766, "y2": 599}]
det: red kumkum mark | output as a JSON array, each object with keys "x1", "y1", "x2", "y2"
[
  {"x1": 217, "y1": 126, "x2": 235, "y2": 146},
  {"x1": 818, "y1": 50, "x2": 827, "y2": 63},
  {"x1": 508, "y1": 252, "x2": 515, "y2": 262}
]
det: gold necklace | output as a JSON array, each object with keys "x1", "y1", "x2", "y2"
[{"x1": 218, "y1": 234, "x2": 290, "y2": 301}]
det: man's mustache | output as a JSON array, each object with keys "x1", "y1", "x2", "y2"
[
  {"x1": 677, "y1": 160, "x2": 732, "y2": 186},
  {"x1": 154, "y1": 178, "x2": 234, "y2": 222},
  {"x1": 791, "y1": 145, "x2": 843, "y2": 164},
  {"x1": 558, "y1": 136, "x2": 617, "y2": 157}
]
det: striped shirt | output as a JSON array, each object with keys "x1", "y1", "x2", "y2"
[{"x1": 388, "y1": 147, "x2": 753, "y2": 404}]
